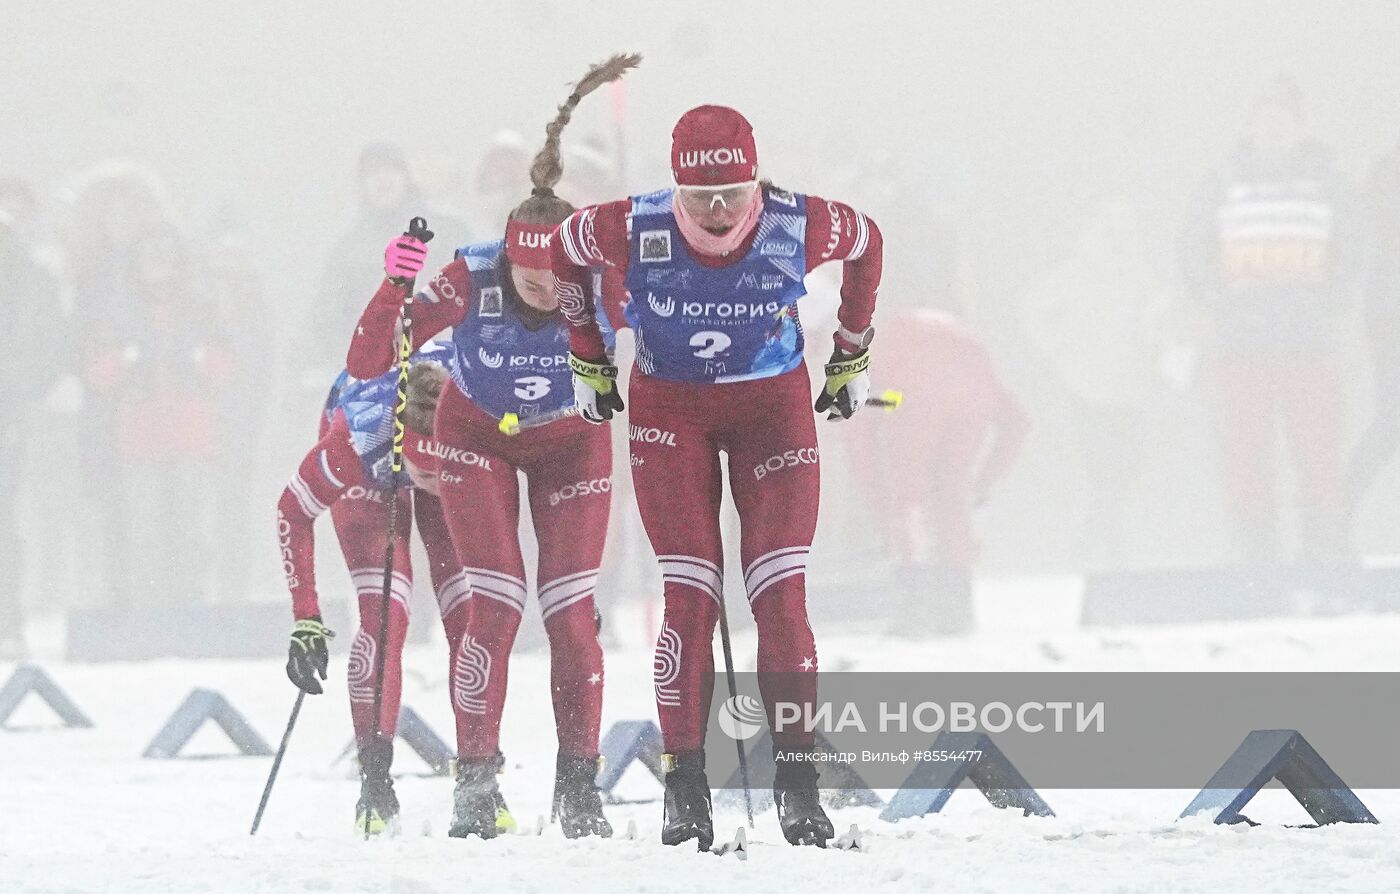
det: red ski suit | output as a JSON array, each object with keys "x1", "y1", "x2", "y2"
[
  {"x1": 552, "y1": 193, "x2": 882, "y2": 752},
  {"x1": 277, "y1": 409, "x2": 460, "y2": 748},
  {"x1": 348, "y1": 263, "x2": 626, "y2": 760}
]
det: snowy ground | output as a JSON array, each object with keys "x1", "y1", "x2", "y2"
[{"x1": 6, "y1": 589, "x2": 1400, "y2": 893}]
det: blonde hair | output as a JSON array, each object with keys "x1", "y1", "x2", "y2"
[
  {"x1": 508, "y1": 53, "x2": 641, "y2": 228},
  {"x1": 405, "y1": 362, "x2": 448, "y2": 435}
]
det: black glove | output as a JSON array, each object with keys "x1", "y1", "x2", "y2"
[
  {"x1": 813, "y1": 348, "x2": 872, "y2": 421},
  {"x1": 569, "y1": 353, "x2": 624, "y2": 424},
  {"x1": 286, "y1": 618, "x2": 334, "y2": 694}
]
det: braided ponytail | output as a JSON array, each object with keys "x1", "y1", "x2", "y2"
[{"x1": 510, "y1": 52, "x2": 641, "y2": 226}]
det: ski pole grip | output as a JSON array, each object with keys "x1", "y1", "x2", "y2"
[{"x1": 406, "y1": 216, "x2": 434, "y2": 244}]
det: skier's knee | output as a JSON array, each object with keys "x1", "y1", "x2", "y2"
[
  {"x1": 750, "y1": 589, "x2": 810, "y2": 635},
  {"x1": 545, "y1": 602, "x2": 600, "y2": 655}
]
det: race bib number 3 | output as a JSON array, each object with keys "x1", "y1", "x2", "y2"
[{"x1": 514, "y1": 376, "x2": 551, "y2": 401}]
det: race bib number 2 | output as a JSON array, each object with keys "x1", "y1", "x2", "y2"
[{"x1": 690, "y1": 331, "x2": 732, "y2": 359}]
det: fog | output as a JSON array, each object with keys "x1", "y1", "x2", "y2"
[{"x1": 4, "y1": 0, "x2": 1400, "y2": 653}]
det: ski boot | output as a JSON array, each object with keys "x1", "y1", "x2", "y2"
[
  {"x1": 774, "y1": 750, "x2": 834, "y2": 847},
  {"x1": 553, "y1": 752, "x2": 613, "y2": 839},
  {"x1": 660, "y1": 750, "x2": 713, "y2": 851},
  {"x1": 354, "y1": 736, "x2": 400, "y2": 836},
  {"x1": 448, "y1": 753, "x2": 505, "y2": 840}
]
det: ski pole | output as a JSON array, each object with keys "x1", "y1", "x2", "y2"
[
  {"x1": 867, "y1": 389, "x2": 904, "y2": 410},
  {"x1": 717, "y1": 595, "x2": 755, "y2": 829},
  {"x1": 504, "y1": 389, "x2": 900, "y2": 435},
  {"x1": 497, "y1": 405, "x2": 580, "y2": 436},
  {"x1": 367, "y1": 216, "x2": 433, "y2": 839},
  {"x1": 249, "y1": 690, "x2": 306, "y2": 836}
]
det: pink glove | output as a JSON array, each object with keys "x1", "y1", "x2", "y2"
[{"x1": 384, "y1": 234, "x2": 429, "y2": 280}]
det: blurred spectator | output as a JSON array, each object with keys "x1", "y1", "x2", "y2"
[
  {"x1": 1346, "y1": 140, "x2": 1400, "y2": 538},
  {"x1": 0, "y1": 176, "x2": 64, "y2": 656},
  {"x1": 64, "y1": 161, "x2": 178, "y2": 605},
  {"x1": 205, "y1": 211, "x2": 271, "y2": 601},
  {"x1": 1179, "y1": 77, "x2": 1362, "y2": 564},
  {"x1": 0, "y1": 177, "x2": 64, "y2": 277},
  {"x1": 310, "y1": 142, "x2": 422, "y2": 377},
  {"x1": 834, "y1": 147, "x2": 965, "y2": 316},
  {"x1": 6, "y1": 177, "x2": 82, "y2": 633},
  {"x1": 818, "y1": 150, "x2": 971, "y2": 496},
  {"x1": 1021, "y1": 198, "x2": 1173, "y2": 568},
  {"x1": 310, "y1": 142, "x2": 468, "y2": 380},
  {"x1": 851, "y1": 309, "x2": 1028, "y2": 636},
  {"x1": 85, "y1": 226, "x2": 235, "y2": 603},
  {"x1": 558, "y1": 138, "x2": 624, "y2": 209},
  {"x1": 472, "y1": 131, "x2": 531, "y2": 238},
  {"x1": 416, "y1": 147, "x2": 476, "y2": 227},
  {"x1": 64, "y1": 161, "x2": 176, "y2": 296}
]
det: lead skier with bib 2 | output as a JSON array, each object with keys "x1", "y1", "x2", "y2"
[{"x1": 552, "y1": 105, "x2": 883, "y2": 848}]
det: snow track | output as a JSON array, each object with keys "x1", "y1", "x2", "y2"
[{"x1": 7, "y1": 611, "x2": 1400, "y2": 892}]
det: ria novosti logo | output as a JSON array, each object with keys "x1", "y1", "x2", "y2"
[{"x1": 718, "y1": 694, "x2": 766, "y2": 741}]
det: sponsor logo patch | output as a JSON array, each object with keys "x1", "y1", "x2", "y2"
[
  {"x1": 676, "y1": 147, "x2": 749, "y2": 168},
  {"x1": 640, "y1": 230, "x2": 672, "y2": 263},
  {"x1": 821, "y1": 200, "x2": 842, "y2": 261},
  {"x1": 646, "y1": 268, "x2": 694, "y2": 288},
  {"x1": 516, "y1": 230, "x2": 551, "y2": 250},
  {"x1": 479, "y1": 286, "x2": 503, "y2": 317},
  {"x1": 754, "y1": 447, "x2": 820, "y2": 481},
  {"x1": 277, "y1": 511, "x2": 298, "y2": 589},
  {"x1": 548, "y1": 477, "x2": 612, "y2": 507},
  {"x1": 647, "y1": 293, "x2": 676, "y2": 317},
  {"x1": 431, "y1": 270, "x2": 464, "y2": 307},
  {"x1": 418, "y1": 440, "x2": 494, "y2": 471},
  {"x1": 629, "y1": 425, "x2": 677, "y2": 447}
]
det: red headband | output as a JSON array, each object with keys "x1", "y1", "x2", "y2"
[{"x1": 505, "y1": 220, "x2": 557, "y2": 268}]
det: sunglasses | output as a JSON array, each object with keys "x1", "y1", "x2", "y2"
[{"x1": 674, "y1": 180, "x2": 759, "y2": 211}]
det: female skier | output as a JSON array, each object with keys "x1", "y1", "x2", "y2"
[
  {"x1": 280, "y1": 346, "x2": 488, "y2": 834},
  {"x1": 347, "y1": 54, "x2": 638, "y2": 840},
  {"x1": 552, "y1": 104, "x2": 883, "y2": 848}
]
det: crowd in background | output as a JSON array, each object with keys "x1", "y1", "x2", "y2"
[{"x1": 3, "y1": 71, "x2": 1400, "y2": 654}]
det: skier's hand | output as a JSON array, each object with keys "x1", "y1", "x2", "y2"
[
  {"x1": 384, "y1": 234, "x2": 429, "y2": 283},
  {"x1": 286, "y1": 618, "x2": 335, "y2": 694},
  {"x1": 569, "y1": 353, "x2": 624, "y2": 424},
  {"x1": 814, "y1": 347, "x2": 871, "y2": 421}
]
